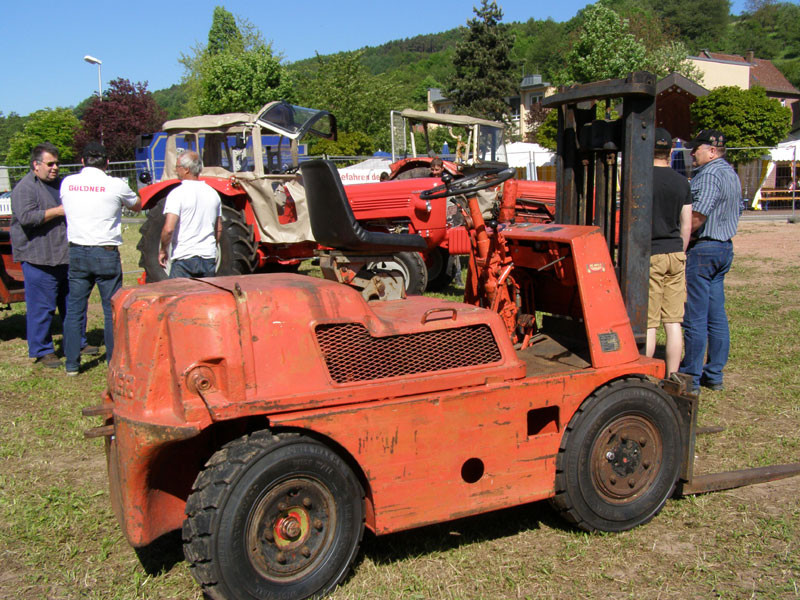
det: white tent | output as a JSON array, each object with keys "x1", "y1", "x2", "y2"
[
  {"x1": 338, "y1": 158, "x2": 392, "y2": 186},
  {"x1": 504, "y1": 142, "x2": 555, "y2": 180},
  {"x1": 752, "y1": 140, "x2": 799, "y2": 208},
  {"x1": 769, "y1": 139, "x2": 800, "y2": 162}
]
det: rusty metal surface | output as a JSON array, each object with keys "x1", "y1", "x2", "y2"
[
  {"x1": 681, "y1": 463, "x2": 800, "y2": 495},
  {"x1": 543, "y1": 72, "x2": 657, "y2": 345}
]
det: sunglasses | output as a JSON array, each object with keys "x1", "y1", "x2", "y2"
[{"x1": 37, "y1": 160, "x2": 60, "y2": 167}]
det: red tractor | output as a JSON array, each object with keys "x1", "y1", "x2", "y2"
[
  {"x1": 85, "y1": 73, "x2": 800, "y2": 600},
  {"x1": 135, "y1": 102, "x2": 556, "y2": 293}
]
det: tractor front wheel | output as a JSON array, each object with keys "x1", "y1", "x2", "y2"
[
  {"x1": 183, "y1": 431, "x2": 365, "y2": 600},
  {"x1": 367, "y1": 251, "x2": 427, "y2": 295},
  {"x1": 549, "y1": 378, "x2": 683, "y2": 532}
]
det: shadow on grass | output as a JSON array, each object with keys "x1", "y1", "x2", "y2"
[
  {"x1": 130, "y1": 500, "x2": 563, "y2": 578},
  {"x1": 359, "y1": 499, "x2": 561, "y2": 566},
  {"x1": 0, "y1": 312, "x2": 25, "y2": 340},
  {"x1": 134, "y1": 529, "x2": 185, "y2": 575}
]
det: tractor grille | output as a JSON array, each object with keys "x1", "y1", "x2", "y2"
[{"x1": 315, "y1": 322, "x2": 503, "y2": 384}]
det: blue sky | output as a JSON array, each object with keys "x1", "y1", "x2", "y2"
[{"x1": 1, "y1": 0, "x2": 748, "y2": 117}]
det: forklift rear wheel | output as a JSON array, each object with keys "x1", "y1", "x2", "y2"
[
  {"x1": 550, "y1": 378, "x2": 682, "y2": 532},
  {"x1": 367, "y1": 251, "x2": 428, "y2": 295},
  {"x1": 183, "y1": 431, "x2": 365, "y2": 600},
  {"x1": 138, "y1": 200, "x2": 258, "y2": 282}
]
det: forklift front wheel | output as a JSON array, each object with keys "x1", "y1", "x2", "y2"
[
  {"x1": 183, "y1": 431, "x2": 365, "y2": 600},
  {"x1": 550, "y1": 378, "x2": 682, "y2": 532}
]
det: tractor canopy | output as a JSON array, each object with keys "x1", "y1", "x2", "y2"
[{"x1": 390, "y1": 108, "x2": 508, "y2": 171}]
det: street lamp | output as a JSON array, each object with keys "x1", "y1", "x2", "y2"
[{"x1": 83, "y1": 55, "x2": 102, "y2": 100}]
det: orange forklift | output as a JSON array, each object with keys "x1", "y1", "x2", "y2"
[{"x1": 85, "y1": 73, "x2": 800, "y2": 600}]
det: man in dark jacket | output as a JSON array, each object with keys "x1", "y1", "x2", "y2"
[{"x1": 10, "y1": 143, "x2": 94, "y2": 367}]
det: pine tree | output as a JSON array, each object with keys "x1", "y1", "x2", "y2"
[{"x1": 446, "y1": 0, "x2": 516, "y2": 121}]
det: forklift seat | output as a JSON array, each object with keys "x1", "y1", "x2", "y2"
[{"x1": 300, "y1": 159, "x2": 427, "y2": 253}]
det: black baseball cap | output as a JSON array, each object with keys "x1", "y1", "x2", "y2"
[
  {"x1": 82, "y1": 141, "x2": 107, "y2": 159},
  {"x1": 686, "y1": 129, "x2": 726, "y2": 149},
  {"x1": 654, "y1": 128, "x2": 672, "y2": 149}
]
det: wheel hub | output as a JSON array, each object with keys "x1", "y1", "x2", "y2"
[
  {"x1": 591, "y1": 415, "x2": 663, "y2": 503},
  {"x1": 246, "y1": 478, "x2": 336, "y2": 581}
]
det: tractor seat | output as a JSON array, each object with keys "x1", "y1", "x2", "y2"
[{"x1": 300, "y1": 159, "x2": 427, "y2": 253}]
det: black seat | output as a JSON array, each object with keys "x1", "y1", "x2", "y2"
[{"x1": 300, "y1": 159, "x2": 427, "y2": 253}]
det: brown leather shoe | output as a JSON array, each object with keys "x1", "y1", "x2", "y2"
[
  {"x1": 80, "y1": 345, "x2": 100, "y2": 356},
  {"x1": 34, "y1": 353, "x2": 62, "y2": 369}
]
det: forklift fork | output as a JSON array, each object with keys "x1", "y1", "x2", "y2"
[{"x1": 663, "y1": 373, "x2": 800, "y2": 496}]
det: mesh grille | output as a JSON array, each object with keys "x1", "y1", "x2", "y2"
[{"x1": 316, "y1": 322, "x2": 503, "y2": 384}]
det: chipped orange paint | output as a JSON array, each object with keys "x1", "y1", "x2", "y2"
[{"x1": 100, "y1": 224, "x2": 664, "y2": 547}]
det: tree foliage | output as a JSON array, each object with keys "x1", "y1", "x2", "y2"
[
  {"x1": 523, "y1": 102, "x2": 552, "y2": 144},
  {"x1": 309, "y1": 131, "x2": 374, "y2": 156},
  {"x1": 446, "y1": 0, "x2": 517, "y2": 121},
  {"x1": 207, "y1": 6, "x2": 243, "y2": 55},
  {"x1": 5, "y1": 109, "x2": 80, "y2": 166},
  {"x1": 558, "y1": 4, "x2": 700, "y2": 84},
  {"x1": 0, "y1": 112, "x2": 28, "y2": 164},
  {"x1": 197, "y1": 50, "x2": 294, "y2": 114},
  {"x1": 559, "y1": 4, "x2": 648, "y2": 84},
  {"x1": 73, "y1": 78, "x2": 166, "y2": 162},
  {"x1": 180, "y1": 6, "x2": 292, "y2": 115},
  {"x1": 296, "y1": 51, "x2": 399, "y2": 139},
  {"x1": 649, "y1": 0, "x2": 731, "y2": 53},
  {"x1": 691, "y1": 85, "x2": 791, "y2": 163}
]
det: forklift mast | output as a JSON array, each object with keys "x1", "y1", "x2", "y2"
[{"x1": 543, "y1": 71, "x2": 656, "y2": 345}]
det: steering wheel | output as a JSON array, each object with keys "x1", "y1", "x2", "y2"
[{"x1": 419, "y1": 167, "x2": 515, "y2": 200}]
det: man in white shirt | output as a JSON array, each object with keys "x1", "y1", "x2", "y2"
[
  {"x1": 159, "y1": 151, "x2": 222, "y2": 278},
  {"x1": 60, "y1": 142, "x2": 142, "y2": 375}
]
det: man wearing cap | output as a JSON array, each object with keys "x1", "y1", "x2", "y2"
[
  {"x1": 10, "y1": 143, "x2": 96, "y2": 367},
  {"x1": 680, "y1": 129, "x2": 742, "y2": 393},
  {"x1": 60, "y1": 142, "x2": 142, "y2": 375},
  {"x1": 646, "y1": 129, "x2": 692, "y2": 376}
]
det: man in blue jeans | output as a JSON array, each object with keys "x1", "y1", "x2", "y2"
[
  {"x1": 679, "y1": 130, "x2": 741, "y2": 393},
  {"x1": 158, "y1": 150, "x2": 222, "y2": 278},
  {"x1": 10, "y1": 142, "x2": 95, "y2": 368},
  {"x1": 60, "y1": 142, "x2": 142, "y2": 375}
]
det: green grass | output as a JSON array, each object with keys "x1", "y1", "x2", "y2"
[{"x1": 0, "y1": 222, "x2": 798, "y2": 600}]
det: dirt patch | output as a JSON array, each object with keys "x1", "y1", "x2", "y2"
[{"x1": 730, "y1": 220, "x2": 800, "y2": 287}]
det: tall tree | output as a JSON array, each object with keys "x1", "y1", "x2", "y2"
[
  {"x1": 558, "y1": 4, "x2": 699, "y2": 84},
  {"x1": 180, "y1": 6, "x2": 291, "y2": 115},
  {"x1": 5, "y1": 109, "x2": 80, "y2": 166},
  {"x1": 691, "y1": 86, "x2": 791, "y2": 163},
  {"x1": 206, "y1": 6, "x2": 243, "y2": 55},
  {"x1": 559, "y1": 4, "x2": 648, "y2": 84},
  {"x1": 446, "y1": 0, "x2": 516, "y2": 121},
  {"x1": 198, "y1": 50, "x2": 294, "y2": 114},
  {"x1": 74, "y1": 78, "x2": 167, "y2": 162}
]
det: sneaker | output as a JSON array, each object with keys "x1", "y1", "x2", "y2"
[
  {"x1": 66, "y1": 369, "x2": 79, "y2": 377},
  {"x1": 34, "y1": 353, "x2": 62, "y2": 369},
  {"x1": 80, "y1": 345, "x2": 100, "y2": 356}
]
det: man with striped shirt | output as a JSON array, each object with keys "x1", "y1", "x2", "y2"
[{"x1": 679, "y1": 130, "x2": 741, "y2": 393}]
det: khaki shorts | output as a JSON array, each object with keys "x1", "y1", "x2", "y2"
[{"x1": 648, "y1": 251, "x2": 686, "y2": 328}]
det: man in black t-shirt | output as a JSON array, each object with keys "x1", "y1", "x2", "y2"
[{"x1": 646, "y1": 128, "x2": 692, "y2": 375}]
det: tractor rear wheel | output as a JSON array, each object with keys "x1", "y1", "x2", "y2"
[
  {"x1": 137, "y1": 200, "x2": 258, "y2": 282},
  {"x1": 367, "y1": 251, "x2": 427, "y2": 296},
  {"x1": 183, "y1": 430, "x2": 365, "y2": 600},
  {"x1": 549, "y1": 378, "x2": 682, "y2": 532}
]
